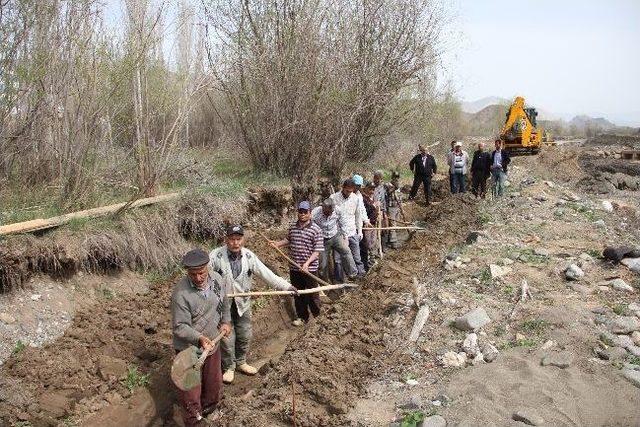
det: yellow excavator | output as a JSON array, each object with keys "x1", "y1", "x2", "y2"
[{"x1": 500, "y1": 96, "x2": 554, "y2": 155}]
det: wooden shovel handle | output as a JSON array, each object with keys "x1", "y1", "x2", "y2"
[{"x1": 196, "y1": 331, "x2": 226, "y2": 369}]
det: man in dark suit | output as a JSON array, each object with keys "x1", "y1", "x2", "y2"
[
  {"x1": 471, "y1": 142, "x2": 492, "y2": 198},
  {"x1": 409, "y1": 144, "x2": 437, "y2": 205}
]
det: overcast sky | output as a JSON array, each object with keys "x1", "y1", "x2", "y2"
[{"x1": 444, "y1": 0, "x2": 640, "y2": 125}]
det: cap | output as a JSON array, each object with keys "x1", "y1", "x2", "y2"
[
  {"x1": 226, "y1": 224, "x2": 244, "y2": 236},
  {"x1": 298, "y1": 201, "x2": 311, "y2": 211},
  {"x1": 182, "y1": 248, "x2": 209, "y2": 268},
  {"x1": 352, "y1": 174, "x2": 364, "y2": 186},
  {"x1": 321, "y1": 198, "x2": 334, "y2": 208},
  {"x1": 455, "y1": 141, "x2": 462, "y2": 147}
]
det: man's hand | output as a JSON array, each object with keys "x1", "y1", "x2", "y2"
[
  {"x1": 289, "y1": 285, "x2": 299, "y2": 295},
  {"x1": 363, "y1": 221, "x2": 372, "y2": 228},
  {"x1": 219, "y1": 323, "x2": 232, "y2": 337},
  {"x1": 301, "y1": 262, "x2": 310, "y2": 273},
  {"x1": 199, "y1": 335, "x2": 214, "y2": 351}
]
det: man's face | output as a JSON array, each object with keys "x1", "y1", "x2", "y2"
[
  {"x1": 363, "y1": 187, "x2": 373, "y2": 197},
  {"x1": 455, "y1": 145, "x2": 461, "y2": 153},
  {"x1": 420, "y1": 148, "x2": 427, "y2": 155},
  {"x1": 373, "y1": 175, "x2": 381, "y2": 185},
  {"x1": 187, "y1": 265, "x2": 208, "y2": 287},
  {"x1": 342, "y1": 185, "x2": 354, "y2": 197},
  {"x1": 226, "y1": 234, "x2": 244, "y2": 253},
  {"x1": 478, "y1": 143, "x2": 484, "y2": 151},
  {"x1": 495, "y1": 140, "x2": 501, "y2": 150},
  {"x1": 298, "y1": 208, "x2": 311, "y2": 223},
  {"x1": 322, "y1": 205, "x2": 333, "y2": 216}
]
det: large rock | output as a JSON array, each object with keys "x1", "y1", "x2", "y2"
[
  {"x1": 489, "y1": 264, "x2": 512, "y2": 278},
  {"x1": 610, "y1": 279, "x2": 634, "y2": 292},
  {"x1": 481, "y1": 343, "x2": 499, "y2": 362},
  {"x1": 0, "y1": 312, "x2": 16, "y2": 324},
  {"x1": 422, "y1": 415, "x2": 447, "y2": 427},
  {"x1": 632, "y1": 331, "x2": 640, "y2": 346},
  {"x1": 564, "y1": 264, "x2": 584, "y2": 281},
  {"x1": 621, "y1": 257, "x2": 640, "y2": 274},
  {"x1": 623, "y1": 369, "x2": 640, "y2": 389},
  {"x1": 455, "y1": 308, "x2": 492, "y2": 331},
  {"x1": 513, "y1": 409, "x2": 545, "y2": 426},
  {"x1": 629, "y1": 303, "x2": 640, "y2": 318},
  {"x1": 595, "y1": 346, "x2": 629, "y2": 361},
  {"x1": 608, "y1": 316, "x2": 640, "y2": 334},
  {"x1": 541, "y1": 352, "x2": 573, "y2": 368},
  {"x1": 462, "y1": 333, "x2": 480, "y2": 356},
  {"x1": 39, "y1": 392, "x2": 73, "y2": 418},
  {"x1": 603, "y1": 246, "x2": 640, "y2": 263},
  {"x1": 601, "y1": 332, "x2": 634, "y2": 349},
  {"x1": 441, "y1": 351, "x2": 467, "y2": 368}
]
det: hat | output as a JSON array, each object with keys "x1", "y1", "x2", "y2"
[
  {"x1": 298, "y1": 201, "x2": 311, "y2": 211},
  {"x1": 182, "y1": 248, "x2": 209, "y2": 268},
  {"x1": 352, "y1": 174, "x2": 364, "y2": 186},
  {"x1": 454, "y1": 141, "x2": 462, "y2": 147},
  {"x1": 226, "y1": 224, "x2": 244, "y2": 236},
  {"x1": 321, "y1": 198, "x2": 334, "y2": 208}
]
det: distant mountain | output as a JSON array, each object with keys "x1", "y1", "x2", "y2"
[
  {"x1": 462, "y1": 105, "x2": 505, "y2": 137},
  {"x1": 569, "y1": 115, "x2": 616, "y2": 131},
  {"x1": 461, "y1": 96, "x2": 510, "y2": 114}
]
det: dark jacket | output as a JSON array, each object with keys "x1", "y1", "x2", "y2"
[
  {"x1": 471, "y1": 150, "x2": 491, "y2": 176},
  {"x1": 409, "y1": 153, "x2": 437, "y2": 177},
  {"x1": 490, "y1": 149, "x2": 511, "y2": 173}
]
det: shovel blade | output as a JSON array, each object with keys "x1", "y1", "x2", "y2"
[{"x1": 171, "y1": 346, "x2": 202, "y2": 391}]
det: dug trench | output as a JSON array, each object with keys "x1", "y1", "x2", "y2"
[{"x1": 0, "y1": 179, "x2": 477, "y2": 426}]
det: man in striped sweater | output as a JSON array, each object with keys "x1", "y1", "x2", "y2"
[{"x1": 272, "y1": 201, "x2": 325, "y2": 325}]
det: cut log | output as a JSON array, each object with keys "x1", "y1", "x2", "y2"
[
  {"x1": 0, "y1": 193, "x2": 180, "y2": 236},
  {"x1": 409, "y1": 305, "x2": 430, "y2": 342}
]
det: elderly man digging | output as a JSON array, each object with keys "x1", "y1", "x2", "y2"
[
  {"x1": 209, "y1": 225, "x2": 298, "y2": 384},
  {"x1": 171, "y1": 248, "x2": 231, "y2": 426}
]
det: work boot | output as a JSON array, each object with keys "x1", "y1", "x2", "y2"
[
  {"x1": 237, "y1": 363, "x2": 258, "y2": 375},
  {"x1": 222, "y1": 369, "x2": 235, "y2": 384},
  {"x1": 292, "y1": 318, "x2": 304, "y2": 327}
]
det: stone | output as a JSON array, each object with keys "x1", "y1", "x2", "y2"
[
  {"x1": 405, "y1": 379, "x2": 419, "y2": 386},
  {"x1": 454, "y1": 308, "x2": 492, "y2": 331},
  {"x1": 0, "y1": 312, "x2": 16, "y2": 324},
  {"x1": 97, "y1": 355, "x2": 128, "y2": 380},
  {"x1": 422, "y1": 415, "x2": 447, "y2": 427},
  {"x1": 627, "y1": 345, "x2": 640, "y2": 357},
  {"x1": 502, "y1": 258, "x2": 514, "y2": 266},
  {"x1": 481, "y1": 343, "x2": 499, "y2": 362},
  {"x1": 632, "y1": 331, "x2": 640, "y2": 346},
  {"x1": 541, "y1": 340, "x2": 555, "y2": 350},
  {"x1": 608, "y1": 316, "x2": 640, "y2": 334},
  {"x1": 623, "y1": 369, "x2": 640, "y2": 389},
  {"x1": 595, "y1": 347, "x2": 628, "y2": 361},
  {"x1": 541, "y1": 352, "x2": 573, "y2": 368},
  {"x1": 564, "y1": 264, "x2": 584, "y2": 281},
  {"x1": 610, "y1": 278, "x2": 634, "y2": 292},
  {"x1": 600, "y1": 332, "x2": 634, "y2": 349},
  {"x1": 568, "y1": 283, "x2": 593, "y2": 295},
  {"x1": 621, "y1": 257, "x2": 640, "y2": 274},
  {"x1": 490, "y1": 264, "x2": 512, "y2": 278},
  {"x1": 39, "y1": 392, "x2": 73, "y2": 418},
  {"x1": 441, "y1": 351, "x2": 467, "y2": 368},
  {"x1": 629, "y1": 303, "x2": 640, "y2": 317},
  {"x1": 471, "y1": 353, "x2": 484, "y2": 365},
  {"x1": 601, "y1": 200, "x2": 614, "y2": 212},
  {"x1": 462, "y1": 333, "x2": 480, "y2": 356},
  {"x1": 465, "y1": 231, "x2": 485, "y2": 245},
  {"x1": 30, "y1": 294, "x2": 41, "y2": 301},
  {"x1": 594, "y1": 219, "x2": 606, "y2": 227},
  {"x1": 534, "y1": 248, "x2": 550, "y2": 257},
  {"x1": 513, "y1": 409, "x2": 545, "y2": 426},
  {"x1": 603, "y1": 247, "x2": 640, "y2": 263}
]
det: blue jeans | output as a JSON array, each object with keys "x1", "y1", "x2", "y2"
[
  {"x1": 491, "y1": 169, "x2": 507, "y2": 197},
  {"x1": 452, "y1": 173, "x2": 466, "y2": 193}
]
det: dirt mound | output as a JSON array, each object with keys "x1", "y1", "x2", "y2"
[
  {"x1": 583, "y1": 133, "x2": 640, "y2": 149},
  {"x1": 0, "y1": 195, "x2": 246, "y2": 294}
]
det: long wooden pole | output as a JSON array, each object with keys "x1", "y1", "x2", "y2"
[
  {"x1": 376, "y1": 207, "x2": 383, "y2": 259},
  {"x1": 227, "y1": 283, "x2": 356, "y2": 298},
  {"x1": 363, "y1": 226, "x2": 426, "y2": 231},
  {"x1": 257, "y1": 231, "x2": 333, "y2": 288}
]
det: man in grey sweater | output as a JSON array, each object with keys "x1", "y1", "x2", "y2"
[
  {"x1": 209, "y1": 225, "x2": 297, "y2": 384},
  {"x1": 171, "y1": 248, "x2": 231, "y2": 426}
]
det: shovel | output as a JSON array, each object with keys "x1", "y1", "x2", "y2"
[{"x1": 171, "y1": 331, "x2": 226, "y2": 391}]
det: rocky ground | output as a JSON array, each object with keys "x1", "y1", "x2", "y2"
[{"x1": 1, "y1": 137, "x2": 640, "y2": 427}]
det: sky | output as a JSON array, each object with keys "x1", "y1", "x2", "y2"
[{"x1": 443, "y1": 0, "x2": 640, "y2": 125}]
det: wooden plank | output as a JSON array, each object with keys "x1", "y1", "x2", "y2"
[{"x1": 0, "y1": 192, "x2": 180, "y2": 236}]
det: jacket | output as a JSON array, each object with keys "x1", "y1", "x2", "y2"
[
  {"x1": 409, "y1": 153, "x2": 437, "y2": 177},
  {"x1": 490, "y1": 149, "x2": 511, "y2": 173},
  {"x1": 448, "y1": 150, "x2": 469, "y2": 175},
  {"x1": 471, "y1": 150, "x2": 491, "y2": 176},
  {"x1": 209, "y1": 246, "x2": 291, "y2": 317}
]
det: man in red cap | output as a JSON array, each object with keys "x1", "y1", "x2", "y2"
[{"x1": 171, "y1": 248, "x2": 231, "y2": 426}]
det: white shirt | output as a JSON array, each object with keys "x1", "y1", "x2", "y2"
[{"x1": 330, "y1": 190, "x2": 366, "y2": 237}]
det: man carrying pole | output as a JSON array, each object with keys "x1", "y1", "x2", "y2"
[
  {"x1": 171, "y1": 249, "x2": 232, "y2": 426},
  {"x1": 271, "y1": 201, "x2": 325, "y2": 326},
  {"x1": 209, "y1": 225, "x2": 298, "y2": 384}
]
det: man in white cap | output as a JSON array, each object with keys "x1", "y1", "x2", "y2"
[
  {"x1": 448, "y1": 141, "x2": 469, "y2": 193},
  {"x1": 209, "y1": 225, "x2": 298, "y2": 384}
]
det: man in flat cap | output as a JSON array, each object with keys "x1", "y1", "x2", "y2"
[
  {"x1": 171, "y1": 248, "x2": 232, "y2": 426},
  {"x1": 209, "y1": 225, "x2": 298, "y2": 384}
]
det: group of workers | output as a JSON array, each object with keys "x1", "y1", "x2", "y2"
[
  {"x1": 170, "y1": 138, "x2": 512, "y2": 426},
  {"x1": 408, "y1": 139, "x2": 512, "y2": 201}
]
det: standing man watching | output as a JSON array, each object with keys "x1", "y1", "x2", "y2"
[
  {"x1": 409, "y1": 144, "x2": 437, "y2": 205},
  {"x1": 447, "y1": 140, "x2": 456, "y2": 193},
  {"x1": 471, "y1": 142, "x2": 492, "y2": 198},
  {"x1": 372, "y1": 170, "x2": 387, "y2": 219},
  {"x1": 271, "y1": 201, "x2": 324, "y2": 325},
  {"x1": 490, "y1": 139, "x2": 511, "y2": 197},
  {"x1": 209, "y1": 225, "x2": 298, "y2": 384},
  {"x1": 171, "y1": 248, "x2": 232, "y2": 426},
  {"x1": 448, "y1": 141, "x2": 469, "y2": 193},
  {"x1": 331, "y1": 179, "x2": 368, "y2": 279},
  {"x1": 311, "y1": 198, "x2": 357, "y2": 280}
]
